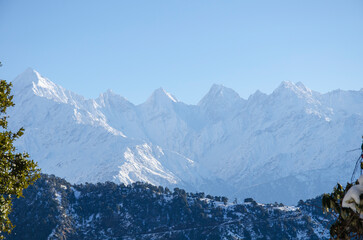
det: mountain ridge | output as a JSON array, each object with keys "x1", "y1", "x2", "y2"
[{"x1": 9, "y1": 68, "x2": 363, "y2": 204}]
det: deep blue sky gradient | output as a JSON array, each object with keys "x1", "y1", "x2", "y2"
[{"x1": 1, "y1": 0, "x2": 362, "y2": 104}]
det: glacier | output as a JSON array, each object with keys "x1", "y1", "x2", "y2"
[{"x1": 9, "y1": 68, "x2": 363, "y2": 204}]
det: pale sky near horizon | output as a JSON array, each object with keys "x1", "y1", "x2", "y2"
[{"x1": 0, "y1": 0, "x2": 362, "y2": 104}]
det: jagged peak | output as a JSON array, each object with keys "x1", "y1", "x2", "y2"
[
  {"x1": 100, "y1": 89, "x2": 121, "y2": 98},
  {"x1": 271, "y1": 81, "x2": 323, "y2": 107},
  {"x1": 276, "y1": 81, "x2": 295, "y2": 90},
  {"x1": 22, "y1": 67, "x2": 36, "y2": 76},
  {"x1": 145, "y1": 88, "x2": 178, "y2": 104},
  {"x1": 13, "y1": 68, "x2": 58, "y2": 90},
  {"x1": 12, "y1": 68, "x2": 39, "y2": 87},
  {"x1": 209, "y1": 83, "x2": 227, "y2": 92},
  {"x1": 274, "y1": 81, "x2": 313, "y2": 96},
  {"x1": 105, "y1": 88, "x2": 114, "y2": 94},
  {"x1": 210, "y1": 84, "x2": 239, "y2": 96},
  {"x1": 12, "y1": 68, "x2": 79, "y2": 104},
  {"x1": 248, "y1": 90, "x2": 267, "y2": 101},
  {"x1": 97, "y1": 89, "x2": 133, "y2": 107},
  {"x1": 198, "y1": 84, "x2": 242, "y2": 106}
]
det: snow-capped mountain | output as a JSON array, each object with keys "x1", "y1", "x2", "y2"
[{"x1": 9, "y1": 68, "x2": 363, "y2": 204}]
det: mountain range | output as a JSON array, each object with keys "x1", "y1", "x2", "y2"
[{"x1": 9, "y1": 68, "x2": 363, "y2": 204}]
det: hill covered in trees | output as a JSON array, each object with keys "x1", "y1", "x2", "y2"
[{"x1": 7, "y1": 174, "x2": 332, "y2": 239}]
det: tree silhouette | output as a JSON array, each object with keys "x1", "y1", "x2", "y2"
[{"x1": 0, "y1": 62, "x2": 41, "y2": 238}]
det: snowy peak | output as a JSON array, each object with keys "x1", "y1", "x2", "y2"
[
  {"x1": 97, "y1": 89, "x2": 133, "y2": 109},
  {"x1": 12, "y1": 68, "x2": 79, "y2": 104},
  {"x1": 12, "y1": 68, "x2": 39, "y2": 88},
  {"x1": 274, "y1": 81, "x2": 314, "y2": 97},
  {"x1": 32, "y1": 72, "x2": 69, "y2": 103},
  {"x1": 271, "y1": 81, "x2": 321, "y2": 108},
  {"x1": 198, "y1": 84, "x2": 242, "y2": 107},
  {"x1": 248, "y1": 90, "x2": 267, "y2": 102},
  {"x1": 144, "y1": 88, "x2": 178, "y2": 105},
  {"x1": 197, "y1": 84, "x2": 245, "y2": 120},
  {"x1": 9, "y1": 68, "x2": 363, "y2": 205}
]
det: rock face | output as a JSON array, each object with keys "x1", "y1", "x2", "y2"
[
  {"x1": 9, "y1": 69, "x2": 363, "y2": 204},
  {"x1": 7, "y1": 175, "x2": 332, "y2": 240}
]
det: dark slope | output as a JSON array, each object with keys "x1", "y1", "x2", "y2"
[{"x1": 7, "y1": 175, "x2": 333, "y2": 240}]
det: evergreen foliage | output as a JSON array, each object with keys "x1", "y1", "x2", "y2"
[
  {"x1": 322, "y1": 138, "x2": 363, "y2": 239},
  {"x1": 7, "y1": 174, "x2": 332, "y2": 240},
  {"x1": 322, "y1": 182, "x2": 363, "y2": 239},
  {"x1": 0, "y1": 62, "x2": 41, "y2": 238}
]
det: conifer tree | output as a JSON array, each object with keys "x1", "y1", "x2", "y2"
[
  {"x1": 322, "y1": 138, "x2": 363, "y2": 239},
  {"x1": 0, "y1": 62, "x2": 41, "y2": 238}
]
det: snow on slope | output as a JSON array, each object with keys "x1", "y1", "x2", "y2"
[
  {"x1": 9, "y1": 68, "x2": 363, "y2": 204},
  {"x1": 9, "y1": 69, "x2": 211, "y2": 191}
]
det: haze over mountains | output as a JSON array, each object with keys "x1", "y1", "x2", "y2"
[{"x1": 9, "y1": 68, "x2": 363, "y2": 204}]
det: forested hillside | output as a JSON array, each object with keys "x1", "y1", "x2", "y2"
[{"x1": 7, "y1": 175, "x2": 332, "y2": 240}]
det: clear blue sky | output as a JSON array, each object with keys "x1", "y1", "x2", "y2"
[{"x1": 1, "y1": 0, "x2": 362, "y2": 104}]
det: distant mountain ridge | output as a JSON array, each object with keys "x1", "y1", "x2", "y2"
[{"x1": 9, "y1": 68, "x2": 363, "y2": 204}]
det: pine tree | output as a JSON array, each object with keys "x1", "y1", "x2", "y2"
[
  {"x1": 322, "y1": 183, "x2": 360, "y2": 239},
  {"x1": 0, "y1": 62, "x2": 41, "y2": 238},
  {"x1": 322, "y1": 138, "x2": 363, "y2": 239}
]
